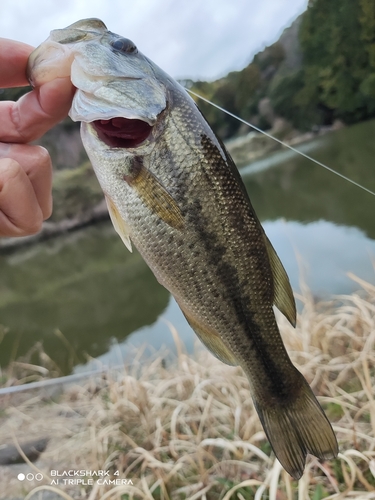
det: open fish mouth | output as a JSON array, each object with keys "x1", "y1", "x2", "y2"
[{"x1": 92, "y1": 117, "x2": 153, "y2": 148}]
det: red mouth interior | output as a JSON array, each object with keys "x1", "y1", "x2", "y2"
[{"x1": 92, "y1": 117, "x2": 152, "y2": 148}]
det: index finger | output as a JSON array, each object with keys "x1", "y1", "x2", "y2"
[
  {"x1": 0, "y1": 38, "x2": 34, "y2": 87},
  {"x1": 0, "y1": 37, "x2": 75, "y2": 143},
  {"x1": 0, "y1": 78, "x2": 75, "y2": 143}
]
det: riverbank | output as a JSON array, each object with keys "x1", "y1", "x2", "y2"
[
  {"x1": 0, "y1": 275, "x2": 374, "y2": 499},
  {"x1": 225, "y1": 118, "x2": 344, "y2": 168}
]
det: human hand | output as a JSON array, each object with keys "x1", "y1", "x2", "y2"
[{"x1": 0, "y1": 38, "x2": 75, "y2": 237}]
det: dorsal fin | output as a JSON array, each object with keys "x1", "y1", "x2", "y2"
[{"x1": 263, "y1": 234, "x2": 296, "y2": 327}]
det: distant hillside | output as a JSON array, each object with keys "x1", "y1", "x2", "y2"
[
  {"x1": 185, "y1": 14, "x2": 304, "y2": 139},
  {"x1": 188, "y1": 0, "x2": 375, "y2": 139}
]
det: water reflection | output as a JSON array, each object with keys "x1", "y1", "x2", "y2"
[
  {"x1": 0, "y1": 224, "x2": 169, "y2": 373},
  {"x1": 242, "y1": 119, "x2": 375, "y2": 239},
  {"x1": 0, "y1": 119, "x2": 374, "y2": 372}
]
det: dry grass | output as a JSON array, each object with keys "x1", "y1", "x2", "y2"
[{"x1": 1, "y1": 275, "x2": 375, "y2": 499}]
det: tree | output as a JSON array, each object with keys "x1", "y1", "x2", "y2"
[{"x1": 299, "y1": 0, "x2": 375, "y2": 123}]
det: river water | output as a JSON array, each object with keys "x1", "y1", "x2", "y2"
[{"x1": 0, "y1": 119, "x2": 374, "y2": 373}]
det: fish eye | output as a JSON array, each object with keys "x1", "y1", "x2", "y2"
[{"x1": 111, "y1": 38, "x2": 138, "y2": 54}]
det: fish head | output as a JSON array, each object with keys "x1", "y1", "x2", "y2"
[
  {"x1": 27, "y1": 18, "x2": 181, "y2": 228},
  {"x1": 27, "y1": 18, "x2": 168, "y2": 156}
]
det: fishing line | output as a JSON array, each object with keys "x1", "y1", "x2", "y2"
[{"x1": 187, "y1": 89, "x2": 375, "y2": 198}]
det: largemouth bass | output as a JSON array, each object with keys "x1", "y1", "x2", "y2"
[{"x1": 27, "y1": 19, "x2": 338, "y2": 479}]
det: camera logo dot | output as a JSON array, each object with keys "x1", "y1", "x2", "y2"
[{"x1": 17, "y1": 472, "x2": 43, "y2": 481}]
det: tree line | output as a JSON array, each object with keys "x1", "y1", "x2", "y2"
[{"x1": 189, "y1": 0, "x2": 375, "y2": 138}]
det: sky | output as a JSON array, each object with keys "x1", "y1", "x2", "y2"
[{"x1": 0, "y1": 0, "x2": 308, "y2": 81}]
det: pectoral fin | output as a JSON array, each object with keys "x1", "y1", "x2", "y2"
[
  {"x1": 263, "y1": 234, "x2": 296, "y2": 327},
  {"x1": 105, "y1": 195, "x2": 132, "y2": 252},
  {"x1": 125, "y1": 157, "x2": 184, "y2": 230},
  {"x1": 178, "y1": 303, "x2": 238, "y2": 366}
]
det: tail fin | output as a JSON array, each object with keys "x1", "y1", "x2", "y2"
[{"x1": 254, "y1": 380, "x2": 338, "y2": 480}]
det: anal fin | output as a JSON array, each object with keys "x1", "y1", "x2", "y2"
[{"x1": 178, "y1": 303, "x2": 238, "y2": 366}]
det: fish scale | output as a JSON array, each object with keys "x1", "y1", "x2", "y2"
[{"x1": 27, "y1": 17, "x2": 338, "y2": 479}]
